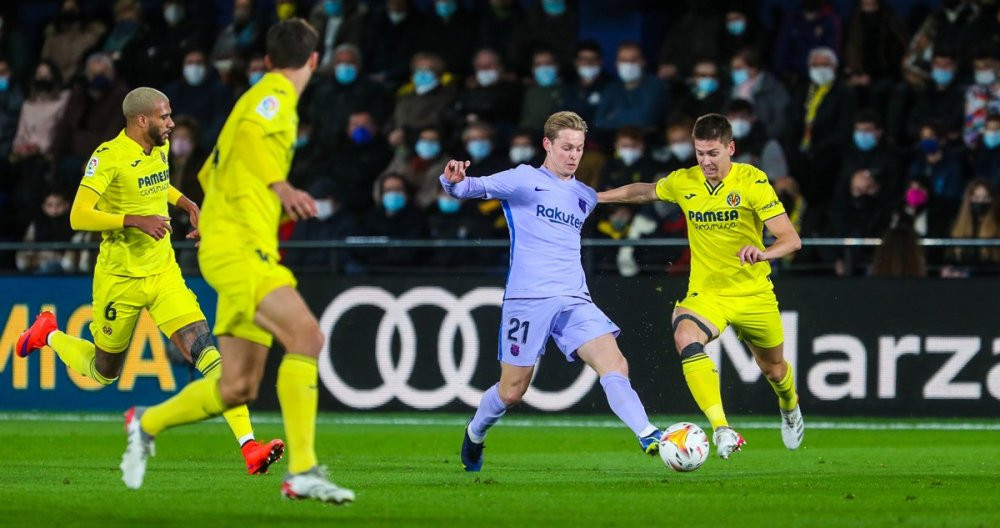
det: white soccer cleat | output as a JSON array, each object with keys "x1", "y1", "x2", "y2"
[
  {"x1": 281, "y1": 466, "x2": 355, "y2": 504},
  {"x1": 780, "y1": 405, "x2": 804, "y2": 450},
  {"x1": 120, "y1": 406, "x2": 155, "y2": 490},
  {"x1": 712, "y1": 426, "x2": 746, "y2": 460}
]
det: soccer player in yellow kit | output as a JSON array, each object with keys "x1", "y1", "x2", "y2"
[
  {"x1": 15, "y1": 87, "x2": 285, "y2": 475},
  {"x1": 597, "y1": 114, "x2": 804, "y2": 459},
  {"x1": 118, "y1": 19, "x2": 354, "y2": 504}
]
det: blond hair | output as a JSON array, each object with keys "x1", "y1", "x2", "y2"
[
  {"x1": 122, "y1": 87, "x2": 168, "y2": 121},
  {"x1": 543, "y1": 111, "x2": 587, "y2": 142}
]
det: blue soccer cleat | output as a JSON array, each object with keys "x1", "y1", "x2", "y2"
[
  {"x1": 638, "y1": 429, "x2": 663, "y2": 456},
  {"x1": 461, "y1": 426, "x2": 485, "y2": 472}
]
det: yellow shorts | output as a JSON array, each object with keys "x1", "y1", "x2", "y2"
[
  {"x1": 91, "y1": 264, "x2": 205, "y2": 353},
  {"x1": 198, "y1": 246, "x2": 297, "y2": 347},
  {"x1": 675, "y1": 289, "x2": 784, "y2": 348}
]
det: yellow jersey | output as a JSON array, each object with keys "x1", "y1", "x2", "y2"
[
  {"x1": 198, "y1": 72, "x2": 298, "y2": 259},
  {"x1": 79, "y1": 129, "x2": 174, "y2": 277},
  {"x1": 655, "y1": 163, "x2": 785, "y2": 296}
]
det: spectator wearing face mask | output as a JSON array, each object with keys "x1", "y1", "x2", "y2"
[
  {"x1": 902, "y1": 0, "x2": 981, "y2": 88},
  {"x1": 842, "y1": 0, "x2": 908, "y2": 114},
  {"x1": 973, "y1": 113, "x2": 1000, "y2": 183},
  {"x1": 595, "y1": 42, "x2": 667, "y2": 135},
  {"x1": 651, "y1": 119, "x2": 695, "y2": 174},
  {"x1": 461, "y1": 122, "x2": 508, "y2": 176},
  {"x1": 356, "y1": 172, "x2": 429, "y2": 269},
  {"x1": 671, "y1": 59, "x2": 727, "y2": 123},
  {"x1": 655, "y1": 0, "x2": 723, "y2": 84},
  {"x1": 507, "y1": 129, "x2": 543, "y2": 168},
  {"x1": 905, "y1": 49, "x2": 965, "y2": 144},
  {"x1": 52, "y1": 53, "x2": 129, "y2": 186},
  {"x1": 600, "y1": 126, "x2": 662, "y2": 192},
  {"x1": 963, "y1": 50, "x2": 1000, "y2": 148},
  {"x1": 211, "y1": 0, "x2": 264, "y2": 77},
  {"x1": 448, "y1": 48, "x2": 522, "y2": 136},
  {"x1": 324, "y1": 111, "x2": 393, "y2": 215},
  {"x1": 163, "y1": 49, "x2": 234, "y2": 149},
  {"x1": 891, "y1": 175, "x2": 950, "y2": 237},
  {"x1": 508, "y1": 0, "x2": 577, "y2": 78},
  {"x1": 133, "y1": 0, "x2": 211, "y2": 88},
  {"x1": 771, "y1": 0, "x2": 842, "y2": 87},
  {"x1": 909, "y1": 121, "x2": 967, "y2": 212},
  {"x1": 519, "y1": 49, "x2": 563, "y2": 130},
  {"x1": 728, "y1": 49, "x2": 790, "y2": 141},
  {"x1": 719, "y1": 8, "x2": 766, "y2": 65},
  {"x1": 363, "y1": 0, "x2": 425, "y2": 90},
  {"x1": 562, "y1": 41, "x2": 612, "y2": 127},
  {"x1": 725, "y1": 98, "x2": 789, "y2": 182},
  {"x1": 384, "y1": 126, "x2": 448, "y2": 209},
  {"x1": 304, "y1": 43, "x2": 391, "y2": 150},
  {"x1": 16, "y1": 191, "x2": 77, "y2": 274},
  {"x1": 285, "y1": 178, "x2": 358, "y2": 273},
  {"x1": 309, "y1": 0, "x2": 367, "y2": 72},
  {"x1": 941, "y1": 178, "x2": 1000, "y2": 276},
  {"x1": 826, "y1": 168, "x2": 892, "y2": 275},
  {"x1": 427, "y1": 188, "x2": 498, "y2": 267},
  {"x1": 389, "y1": 52, "x2": 455, "y2": 148},
  {"x1": 41, "y1": 1, "x2": 107, "y2": 81},
  {"x1": 476, "y1": 0, "x2": 524, "y2": 67},
  {"x1": 838, "y1": 110, "x2": 902, "y2": 201}
]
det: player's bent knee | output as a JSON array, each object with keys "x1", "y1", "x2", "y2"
[
  {"x1": 498, "y1": 385, "x2": 525, "y2": 407},
  {"x1": 219, "y1": 378, "x2": 258, "y2": 406},
  {"x1": 289, "y1": 321, "x2": 324, "y2": 357}
]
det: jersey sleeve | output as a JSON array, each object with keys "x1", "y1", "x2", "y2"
[
  {"x1": 79, "y1": 147, "x2": 117, "y2": 195},
  {"x1": 230, "y1": 120, "x2": 287, "y2": 186},
  {"x1": 654, "y1": 172, "x2": 676, "y2": 202},
  {"x1": 442, "y1": 168, "x2": 522, "y2": 200},
  {"x1": 750, "y1": 175, "x2": 786, "y2": 221}
]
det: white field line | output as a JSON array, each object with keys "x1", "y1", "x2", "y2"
[{"x1": 0, "y1": 412, "x2": 998, "y2": 431}]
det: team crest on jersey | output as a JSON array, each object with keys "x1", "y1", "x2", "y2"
[
  {"x1": 256, "y1": 95, "x2": 280, "y2": 120},
  {"x1": 102, "y1": 325, "x2": 112, "y2": 336},
  {"x1": 726, "y1": 192, "x2": 741, "y2": 207},
  {"x1": 85, "y1": 157, "x2": 99, "y2": 177},
  {"x1": 160, "y1": 150, "x2": 167, "y2": 164},
  {"x1": 578, "y1": 198, "x2": 587, "y2": 213}
]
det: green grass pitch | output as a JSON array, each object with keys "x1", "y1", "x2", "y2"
[{"x1": 0, "y1": 413, "x2": 997, "y2": 528}]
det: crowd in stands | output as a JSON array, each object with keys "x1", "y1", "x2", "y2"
[{"x1": 1, "y1": 0, "x2": 999, "y2": 277}]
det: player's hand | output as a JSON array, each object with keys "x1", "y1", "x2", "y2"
[
  {"x1": 737, "y1": 245, "x2": 766, "y2": 266},
  {"x1": 444, "y1": 160, "x2": 471, "y2": 184},
  {"x1": 125, "y1": 214, "x2": 173, "y2": 241},
  {"x1": 273, "y1": 181, "x2": 317, "y2": 220},
  {"x1": 177, "y1": 195, "x2": 200, "y2": 229}
]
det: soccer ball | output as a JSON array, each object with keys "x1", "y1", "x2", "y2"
[{"x1": 658, "y1": 422, "x2": 710, "y2": 472}]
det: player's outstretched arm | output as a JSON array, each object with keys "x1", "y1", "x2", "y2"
[
  {"x1": 70, "y1": 186, "x2": 172, "y2": 240},
  {"x1": 738, "y1": 213, "x2": 802, "y2": 265},
  {"x1": 597, "y1": 183, "x2": 658, "y2": 204},
  {"x1": 443, "y1": 159, "x2": 471, "y2": 184}
]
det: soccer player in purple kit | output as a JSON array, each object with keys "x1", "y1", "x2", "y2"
[{"x1": 441, "y1": 111, "x2": 662, "y2": 472}]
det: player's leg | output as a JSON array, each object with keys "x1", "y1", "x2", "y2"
[
  {"x1": 575, "y1": 334, "x2": 661, "y2": 455},
  {"x1": 463, "y1": 361, "x2": 534, "y2": 471},
  {"x1": 253, "y1": 285, "x2": 353, "y2": 503}
]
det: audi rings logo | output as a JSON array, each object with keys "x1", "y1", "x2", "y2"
[{"x1": 318, "y1": 287, "x2": 599, "y2": 411}]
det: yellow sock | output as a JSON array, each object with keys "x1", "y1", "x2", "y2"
[
  {"x1": 141, "y1": 377, "x2": 226, "y2": 436},
  {"x1": 276, "y1": 354, "x2": 319, "y2": 474},
  {"x1": 48, "y1": 331, "x2": 115, "y2": 385},
  {"x1": 681, "y1": 349, "x2": 729, "y2": 430},
  {"x1": 196, "y1": 348, "x2": 255, "y2": 445},
  {"x1": 768, "y1": 361, "x2": 799, "y2": 411}
]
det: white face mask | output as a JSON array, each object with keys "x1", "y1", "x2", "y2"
[
  {"x1": 509, "y1": 145, "x2": 535, "y2": 164},
  {"x1": 809, "y1": 66, "x2": 835, "y2": 86},
  {"x1": 577, "y1": 64, "x2": 600, "y2": 82},
  {"x1": 183, "y1": 63, "x2": 206, "y2": 85},
  {"x1": 315, "y1": 199, "x2": 334, "y2": 220},
  {"x1": 475, "y1": 69, "x2": 499, "y2": 87},
  {"x1": 730, "y1": 118, "x2": 751, "y2": 139},
  {"x1": 669, "y1": 142, "x2": 693, "y2": 160},
  {"x1": 617, "y1": 62, "x2": 642, "y2": 83},
  {"x1": 617, "y1": 147, "x2": 642, "y2": 166},
  {"x1": 975, "y1": 69, "x2": 996, "y2": 86}
]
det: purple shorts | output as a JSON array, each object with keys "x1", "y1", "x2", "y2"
[{"x1": 498, "y1": 296, "x2": 621, "y2": 367}]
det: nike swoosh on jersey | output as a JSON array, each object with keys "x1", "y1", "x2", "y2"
[{"x1": 534, "y1": 187, "x2": 549, "y2": 191}]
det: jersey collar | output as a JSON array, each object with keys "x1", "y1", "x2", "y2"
[
  {"x1": 118, "y1": 129, "x2": 158, "y2": 156},
  {"x1": 537, "y1": 165, "x2": 575, "y2": 182}
]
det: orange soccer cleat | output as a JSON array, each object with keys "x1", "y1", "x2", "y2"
[
  {"x1": 242, "y1": 438, "x2": 286, "y2": 475},
  {"x1": 15, "y1": 311, "x2": 57, "y2": 358}
]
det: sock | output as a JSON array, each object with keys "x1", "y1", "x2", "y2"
[
  {"x1": 599, "y1": 373, "x2": 656, "y2": 437},
  {"x1": 140, "y1": 377, "x2": 226, "y2": 437},
  {"x1": 276, "y1": 354, "x2": 319, "y2": 474},
  {"x1": 195, "y1": 348, "x2": 255, "y2": 446},
  {"x1": 768, "y1": 360, "x2": 799, "y2": 411},
  {"x1": 680, "y1": 343, "x2": 729, "y2": 430},
  {"x1": 468, "y1": 383, "x2": 507, "y2": 443},
  {"x1": 48, "y1": 331, "x2": 115, "y2": 385}
]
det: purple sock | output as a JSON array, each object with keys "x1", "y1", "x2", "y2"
[
  {"x1": 468, "y1": 383, "x2": 507, "y2": 442},
  {"x1": 600, "y1": 373, "x2": 655, "y2": 437}
]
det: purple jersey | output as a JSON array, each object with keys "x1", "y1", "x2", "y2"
[{"x1": 440, "y1": 164, "x2": 596, "y2": 300}]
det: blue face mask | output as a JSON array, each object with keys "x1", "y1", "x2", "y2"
[
  {"x1": 294, "y1": 135, "x2": 310, "y2": 149},
  {"x1": 248, "y1": 71, "x2": 264, "y2": 85},
  {"x1": 382, "y1": 191, "x2": 406, "y2": 213},
  {"x1": 350, "y1": 126, "x2": 373, "y2": 145},
  {"x1": 0, "y1": 76, "x2": 8, "y2": 92},
  {"x1": 415, "y1": 139, "x2": 440, "y2": 160},
  {"x1": 467, "y1": 139, "x2": 491, "y2": 161},
  {"x1": 919, "y1": 138, "x2": 940, "y2": 154},
  {"x1": 983, "y1": 130, "x2": 1000, "y2": 149},
  {"x1": 542, "y1": 0, "x2": 566, "y2": 16},
  {"x1": 437, "y1": 196, "x2": 461, "y2": 214},
  {"x1": 853, "y1": 130, "x2": 877, "y2": 151},
  {"x1": 695, "y1": 77, "x2": 718, "y2": 95},
  {"x1": 534, "y1": 65, "x2": 558, "y2": 87},
  {"x1": 413, "y1": 69, "x2": 438, "y2": 93},
  {"x1": 323, "y1": 0, "x2": 342, "y2": 16},
  {"x1": 731, "y1": 68, "x2": 749, "y2": 86},
  {"x1": 335, "y1": 63, "x2": 358, "y2": 84},
  {"x1": 435, "y1": 0, "x2": 456, "y2": 19},
  {"x1": 931, "y1": 67, "x2": 954, "y2": 86},
  {"x1": 726, "y1": 19, "x2": 746, "y2": 36}
]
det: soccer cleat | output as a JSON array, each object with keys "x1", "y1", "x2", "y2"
[
  {"x1": 713, "y1": 426, "x2": 746, "y2": 460},
  {"x1": 15, "y1": 311, "x2": 57, "y2": 358},
  {"x1": 120, "y1": 406, "x2": 155, "y2": 489},
  {"x1": 243, "y1": 438, "x2": 286, "y2": 475},
  {"x1": 461, "y1": 426, "x2": 485, "y2": 472},
  {"x1": 780, "y1": 405, "x2": 804, "y2": 450},
  {"x1": 638, "y1": 429, "x2": 663, "y2": 456},
  {"x1": 281, "y1": 466, "x2": 355, "y2": 504}
]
